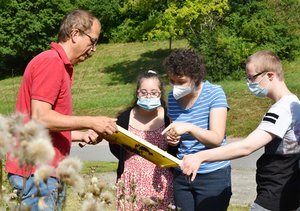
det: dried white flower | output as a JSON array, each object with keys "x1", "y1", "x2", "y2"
[
  {"x1": 168, "y1": 203, "x2": 177, "y2": 210},
  {"x1": 38, "y1": 196, "x2": 48, "y2": 210},
  {"x1": 142, "y1": 197, "x2": 157, "y2": 207},
  {"x1": 7, "y1": 116, "x2": 55, "y2": 167},
  {"x1": 91, "y1": 176, "x2": 98, "y2": 184},
  {"x1": 81, "y1": 198, "x2": 104, "y2": 211},
  {"x1": 24, "y1": 136, "x2": 55, "y2": 166},
  {"x1": 57, "y1": 156, "x2": 82, "y2": 172},
  {"x1": 101, "y1": 191, "x2": 113, "y2": 205},
  {"x1": 34, "y1": 165, "x2": 54, "y2": 184},
  {"x1": 56, "y1": 156, "x2": 84, "y2": 191}
]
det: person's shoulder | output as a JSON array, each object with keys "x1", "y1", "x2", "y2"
[
  {"x1": 204, "y1": 80, "x2": 225, "y2": 93},
  {"x1": 276, "y1": 95, "x2": 299, "y2": 105},
  {"x1": 117, "y1": 107, "x2": 132, "y2": 118},
  {"x1": 26, "y1": 49, "x2": 63, "y2": 74},
  {"x1": 30, "y1": 48, "x2": 61, "y2": 64}
]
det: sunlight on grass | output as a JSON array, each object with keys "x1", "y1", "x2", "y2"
[
  {"x1": 1, "y1": 39, "x2": 300, "y2": 137},
  {"x1": 81, "y1": 161, "x2": 117, "y2": 174}
]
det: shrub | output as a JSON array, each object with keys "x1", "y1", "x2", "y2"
[{"x1": 188, "y1": 0, "x2": 300, "y2": 81}]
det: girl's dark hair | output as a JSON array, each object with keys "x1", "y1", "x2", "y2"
[{"x1": 162, "y1": 48, "x2": 206, "y2": 86}]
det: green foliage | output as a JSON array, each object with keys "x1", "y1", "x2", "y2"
[
  {"x1": 109, "y1": 0, "x2": 229, "y2": 42},
  {"x1": 77, "y1": 0, "x2": 121, "y2": 43},
  {"x1": 1, "y1": 0, "x2": 300, "y2": 81},
  {"x1": 109, "y1": 0, "x2": 170, "y2": 42},
  {"x1": 0, "y1": 0, "x2": 78, "y2": 76},
  {"x1": 189, "y1": 0, "x2": 300, "y2": 81},
  {"x1": 2, "y1": 39, "x2": 300, "y2": 138},
  {"x1": 148, "y1": 0, "x2": 229, "y2": 40}
]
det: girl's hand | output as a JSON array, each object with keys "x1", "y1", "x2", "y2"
[{"x1": 180, "y1": 153, "x2": 203, "y2": 181}]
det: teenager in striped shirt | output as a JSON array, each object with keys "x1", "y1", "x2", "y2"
[{"x1": 162, "y1": 48, "x2": 231, "y2": 211}]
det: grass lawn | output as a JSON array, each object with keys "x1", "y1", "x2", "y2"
[{"x1": 1, "y1": 39, "x2": 300, "y2": 137}]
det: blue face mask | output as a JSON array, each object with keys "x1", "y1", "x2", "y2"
[
  {"x1": 137, "y1": 97, "x2": 161, "y2": 111},
  {"x1": 247, "y1": 79, "x2": 269, "y2": 97}
]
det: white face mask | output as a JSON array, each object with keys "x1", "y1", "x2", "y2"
[{"x1": 172, "y1": 84, "x2": 193, "y2": 100}]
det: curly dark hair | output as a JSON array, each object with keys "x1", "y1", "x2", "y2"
[{"x1": 162, "y1": 48, "x2": 206, "y2": 86}]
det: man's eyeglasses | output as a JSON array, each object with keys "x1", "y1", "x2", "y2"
[
  {"x1": 79, "y1": 29, "x2": 98, "y2": 46},
  {"x1": 246, "y1": 71, "x2": 267, "y2": 82},
  {"x1": 137, "y1": 89, "x2": 161, "y2": 98}
]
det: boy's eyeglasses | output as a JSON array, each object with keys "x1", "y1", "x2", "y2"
[
  {"x1": 246, "y1": 71, "x2": 267, "y2": 82},
  {"x1": 79, "y1": 29, "x2": 98, "y2": 46}
]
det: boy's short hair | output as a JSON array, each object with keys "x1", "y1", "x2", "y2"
[{"x1": 246, "y1": 50, "x2": 284, "y2": 80}]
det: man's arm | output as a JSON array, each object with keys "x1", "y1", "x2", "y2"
[{"x1": 31, "y1": 99, "x2": 117, "y2": 135}]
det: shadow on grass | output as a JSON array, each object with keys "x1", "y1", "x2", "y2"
[{"x1": 103, "y1": 48, "x2": 173, "y2": 85}]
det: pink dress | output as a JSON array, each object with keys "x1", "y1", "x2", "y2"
[{"x1": 116, "y1": 125, "x2": 174, "y2": 211}]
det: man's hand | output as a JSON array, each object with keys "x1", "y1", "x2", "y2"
[
  {"x1": 92, "y1": 116, "x2": 117, "y2": 135},
  {"x1": 82, "y1": 129, "x2": 102, "y2": 145}
]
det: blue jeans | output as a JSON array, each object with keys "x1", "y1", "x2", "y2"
[
  {"x1": 8, "y1": 173, "x2": 65, "y2": 211},
  {"x1": 173, "y1": 166, "x2": 232, "y2": 211}
]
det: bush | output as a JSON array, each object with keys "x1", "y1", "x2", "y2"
[
  {"x1": 188, "y1": 0, "x2": 300, "y2": 81},
  {"x1": 0, "y1": 0, "x2": 78, "y2": 77}
]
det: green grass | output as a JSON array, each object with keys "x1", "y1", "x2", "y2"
[
  {"x1": 1, "y1": 39, "x2": 300, "y2": 137},
  {"x1": 81, "y1": 161, "x2": 117, "y2": 174}
]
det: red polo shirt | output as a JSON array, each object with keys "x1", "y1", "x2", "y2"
[{"x1": 6, "y1": 42, "x2": 74, "y2": 177}]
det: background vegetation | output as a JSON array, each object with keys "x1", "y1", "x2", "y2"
[
  {"x1": 1, "y1": 39, "x2": 300, "y2": 137},
  {"x1": 1, "y1": 0, "x2": 299, "y2": 81},
  {"x1": 1, "y1": 1, "x2": 299, "y2": 209}
]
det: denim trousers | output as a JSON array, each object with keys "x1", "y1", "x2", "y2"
[
  {"x1": 8, "y1": 173, "x2": 65, "y2": 211},
  {"x1": 173, "y1": 165, "x2": 232, "y2": 211}
]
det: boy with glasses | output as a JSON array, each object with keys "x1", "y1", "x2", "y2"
[{"x1": 181, "y1": 50, "x2": 300, "y2": 211}]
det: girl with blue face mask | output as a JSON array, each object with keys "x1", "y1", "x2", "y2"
[{"x1": 109, "y1": 70, "x2": 177, "y2": 210}]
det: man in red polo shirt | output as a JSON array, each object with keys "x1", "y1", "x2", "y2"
[{"x1": 5, "y1": 9, "x2": 117, "y2": 210}]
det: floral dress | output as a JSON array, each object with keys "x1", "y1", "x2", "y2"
[{"x1": 116, "y1": 125, "x2": 174, "y2": 211}]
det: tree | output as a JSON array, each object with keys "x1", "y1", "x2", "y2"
[
  {"x1": 76, "y1": 0, "x2": 121, "y2": 43},
  {"x1": 146, "y1": 0, "x2": 229, "y2": 48},
  {"x1": 108, "y1": 0, "x2": 229, "y2": 44},
  {"x1": 188, "y1": 0, "x2": 300, "y2": 81},
  {"x1": 0, "y1": 0, "x2": 77, "y2": 77}
]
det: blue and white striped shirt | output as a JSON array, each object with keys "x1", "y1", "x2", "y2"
[{"x1": 168, "y1": 80, "x2": 230, "y2": 173}]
